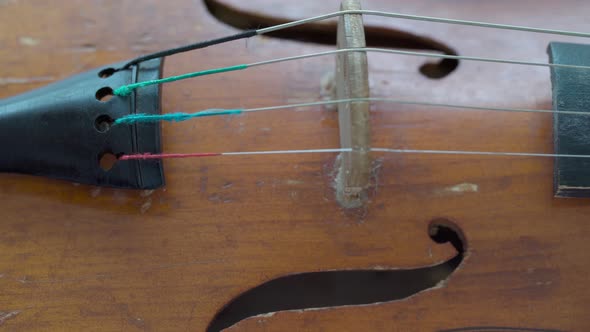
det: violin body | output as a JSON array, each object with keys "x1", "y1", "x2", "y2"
[{"x1": 1, "y1": 0, "x2": 589, "y2": 331}]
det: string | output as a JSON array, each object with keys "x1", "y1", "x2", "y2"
[
  {"x1": 256, "y1": 10, "x2": 590, "y2": 38},
  {"x1": 114, "y1": 64, "x2": 247, "y2": 97},
  {"x1": 119, "y1": 149, "x2": 350, "y2": 160},
  {"x1": 113, "y1": 47, "x2": 590, "y2": 96},
  {"x1": 114, "y1": 109, "x2": 241, "y2": 125},
  {"x1": 118, "y1": 30, "x2": 257, "y2": 71},
  {"x1": 119, "y1": 148, "x2": 590, "y2": 161},
  {"x1": 114, "y1": 97, "x2": 589, "y2": 126},
  {"x1": 117, "y1": 9, "x2": 590, "y2": 73}
]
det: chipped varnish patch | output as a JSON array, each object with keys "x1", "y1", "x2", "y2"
[{"x1": 0, "y1": 311, "x2": 20, "y2": 326}]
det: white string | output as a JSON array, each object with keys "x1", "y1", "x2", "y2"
[
  {"x1": 257, "y1": 9, "x2": 590, "y2": 38},
  {"x1": 237, "y1": 97, "x2": 589, "y2": 116},
  {"x1": 247, "y1": 47, "x2": 590, "y2": 71},
  {"x1": 223, "y1": 148, "x2": 351, "y2": 156},
  {"x1": 370, "y1": 148, "x2": 590, "y2": 159},
  {"x1": 216, "y1": 148, "x2": 590, "y2": 159}
]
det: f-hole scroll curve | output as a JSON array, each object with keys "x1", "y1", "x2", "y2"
[
  {"x1": 203, "y1": 0, "x2": 459, "y2": 79},
  {"x1": 206, "y1": 219, "x2": 467, "y2": 332}
]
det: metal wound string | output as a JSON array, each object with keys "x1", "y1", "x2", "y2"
[
  {"x1": 114, "y1": 47, "x2": 590, "y2": 96},
  {"x1": 114, "y1": 97, "x2": 587, "y2": 126},
  {"x1": 119, "y1": 8, "x2": 590, "y2": 73},
  {"x1": 256, "y1": 9, "x2": 590, "y2": 38},
  {"x1": 119, "y1": 148, "x2": 590, "y2": 161}
]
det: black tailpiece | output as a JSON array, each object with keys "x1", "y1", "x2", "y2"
[{"x1": 0, "y1": 59, "x2": 165, "y2": 189}]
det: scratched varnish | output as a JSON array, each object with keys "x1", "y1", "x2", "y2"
[{"x1": 1, "y1": 0, "x2": 589, "y2": 331}]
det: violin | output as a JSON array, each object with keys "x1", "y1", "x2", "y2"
[{"x1": 1, "y1": 0, "x2": 589, "y2": 331}]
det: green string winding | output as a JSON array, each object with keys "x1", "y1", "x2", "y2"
[
  {"x1": 114, "y1": 64, "x2": 249, "y2": 97},
  {"x1": 114, "y1": 109, "x2": 243, "y2": 125}
]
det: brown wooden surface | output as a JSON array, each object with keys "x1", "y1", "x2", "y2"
[{"x1": 1, "y1": 0, "x2": 589, "y2": 331}]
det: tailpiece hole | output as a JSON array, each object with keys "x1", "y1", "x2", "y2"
[
  {"x1": 96, "y1": 87, "x2": 114, "y2": 102},
  {"x1": 95, "y1": 115, "x2": 114, "y2": 133},
  {"x1": 98, "y1": 68, "x2": 115, "y2": 78},
  {"x1": 99, "y1": 152, "x2": 118, "y2": 171}
]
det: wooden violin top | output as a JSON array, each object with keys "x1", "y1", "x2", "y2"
[{"x1": 1, "y1": 0, "x2": 589, "y2": 331}]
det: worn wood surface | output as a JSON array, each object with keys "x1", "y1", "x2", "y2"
[{"x1": 1, "y1": 0, "x2": 590, "y2": 331}]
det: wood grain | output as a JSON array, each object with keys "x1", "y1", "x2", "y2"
[{"x1": 0, "y1": 0, "x2": 589, "y2": 331}]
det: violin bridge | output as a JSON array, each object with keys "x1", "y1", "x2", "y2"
[
  {"x1": 549, "y1": 42, "x2": 590, "y2": 197},
  {"x1": 334, "y1": 0, "x2": 371, "y2": 209}
]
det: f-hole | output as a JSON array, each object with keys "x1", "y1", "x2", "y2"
[
  {"x1": 202, "y1": 0, "x2": 459, "y2": 79},
  {"x1": 206, "y1": 219, "x2": 466, "y2": 332}
]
